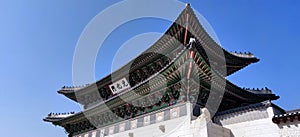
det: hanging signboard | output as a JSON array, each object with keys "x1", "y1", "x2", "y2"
[{"x1": 109, "y1": 78, "x2": 131, "y2": 94}]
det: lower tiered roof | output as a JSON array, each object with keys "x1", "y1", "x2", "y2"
[{"x1": 273, "y1": 109, "x2": 300, "y2": 124}]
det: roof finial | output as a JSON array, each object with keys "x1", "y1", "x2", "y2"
[{"x1": 186, "y1": 3, "x2": 190, "y2": 7}]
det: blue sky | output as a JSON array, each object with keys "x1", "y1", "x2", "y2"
[{"x1": 0, "y1": 0, "x2": 299, "y2": 137}]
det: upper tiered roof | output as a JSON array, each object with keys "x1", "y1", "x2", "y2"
[{"x1": 58, "y1": 4, "x2": 263, "y2": 107}]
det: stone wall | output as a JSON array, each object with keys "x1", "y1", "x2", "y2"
[
  {"x1": 278, "y1": 120, "x2": 300, "y2": 136},
  {"x1": 73, "y1": 102, "x2": 300, "y2": 137},
  {"x1": 214, "y1": 102, "x2": 280, "y2": 137}
]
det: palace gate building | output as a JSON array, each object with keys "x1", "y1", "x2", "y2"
[{"x1": 44, "y1": 4, "x2": 300, "y2": 137}]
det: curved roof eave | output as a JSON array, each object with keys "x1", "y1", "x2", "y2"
[{"x1": 59, "y1": 4, "x2": 261, "y2": 103}]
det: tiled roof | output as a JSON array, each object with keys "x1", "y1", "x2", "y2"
[{"x1": 272, "y1": 109, "x2": 300, "y2": 124}]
